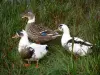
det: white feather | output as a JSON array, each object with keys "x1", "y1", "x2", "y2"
[
  {"x1": 28, "y1": 17, "x2": 35, "y2": 23},
  {"x1": 18, "y1": 31, "x2": 30, "y2": 52},
  {"x1": 28, "y1": 43, "x2": 48, "y2": 61}
]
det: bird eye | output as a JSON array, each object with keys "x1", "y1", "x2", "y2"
[
  {"x1": 17, "y1": 31, "x2": 23, "y2": 36},
  {"x1": 59, "y1": 24, "x2": 63, "y2": 27}
]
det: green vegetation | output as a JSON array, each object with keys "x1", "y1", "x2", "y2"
[{"x1": 0, "y1": 0, "x2": 100, "y2": 75}]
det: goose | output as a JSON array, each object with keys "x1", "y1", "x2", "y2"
[
  {"x1": 21, "y1": 10, "x2": 61, "y2": 43},
  {"x1": 12, "y1": 30, "x2": 48, "y2": 68},
  {"x1": 58, "y1": 24, "x2": 93, "y2": 56}
]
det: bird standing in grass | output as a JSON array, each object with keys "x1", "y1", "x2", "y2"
[
  {"x1": 58, "y1": 24, "x2": 93, "y2": 56},
  {"x1": 12, "y1": 30, "x2": 48, "y2": 68},
  {"x1": 21, "y1": 10, "x2": 61, "y2": 43}
]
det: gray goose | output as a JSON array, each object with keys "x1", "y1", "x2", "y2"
[{"x1": 21, "y1": 11, "x2": 61, "y2": 43}]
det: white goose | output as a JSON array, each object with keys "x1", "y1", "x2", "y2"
[
  {"x1": 12, "y1": 30, "x2": 48, "y2": 68},
  {"x1": 58, "y1": 24, "x2": 93, "y2": 56}
]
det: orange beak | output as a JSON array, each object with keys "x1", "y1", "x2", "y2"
[{"x1": 12, "y1": 34, "x2": 19, "y2": 38}]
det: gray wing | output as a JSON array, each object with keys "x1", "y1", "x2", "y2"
[
  {"x1": 20, "y1": 47, "x2": 34, "y2": 59},
  {"x1": 25, "y1": 23, "x2": 58, "y2": 36}
]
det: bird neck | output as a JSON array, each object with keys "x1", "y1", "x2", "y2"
[
  {"x1": 63, "y1": 27, "x2": 71, "y2": 38},
  {"x1": 19, "y1": 35, "x2": 30, "y2": 47},
  {"x1": 61, "y1": 28, "x2": 71, "y2": 46},
  {"x1": 28, "y1": 17, "x2": 35, "y2": 23}
]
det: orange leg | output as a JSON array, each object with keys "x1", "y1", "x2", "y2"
[
  {"x1": 24, "y1": 64, "x2": 31, "y2": 67},
  {"x1": 24, "y1": 59, "x2": 31, "y2": 67},
  {"x1": 73, "y1": 54, "x2": 79, "y2": 60},
  {"x1": 35, "y1": 60, "x2": 39, "y2": 68},
  {"x1": 12, "y1": 63, "x2": 14, "y2": 69}
]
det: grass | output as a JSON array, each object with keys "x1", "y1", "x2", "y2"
[{"x1": 0, "y1": 0, "x2": 100, "y2": 75}]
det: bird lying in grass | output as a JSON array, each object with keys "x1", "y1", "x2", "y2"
[
  {"x1": 12, "y1": 30, "x2": 48, "y2": 68},
  {"x1": 21, "y1": 10, "x2": 61, "y2": 43},
  {"x1": 58, "y1": 24, "x2": 93, "y2": 56}
]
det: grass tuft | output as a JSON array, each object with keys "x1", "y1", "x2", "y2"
[{"x1": 0, "y1": 0, "x2": 100, "y2": 75}]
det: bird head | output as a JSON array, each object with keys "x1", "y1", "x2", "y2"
[
  {"x1": 12, "y1": 30, "x2": 27, "y2": 38},
  {"x1": 21, "y1": 10, "x2": 35, "y2": 20},
  {"x1": 58, "y1": 24, "x2": 69, "y2": 32}
]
